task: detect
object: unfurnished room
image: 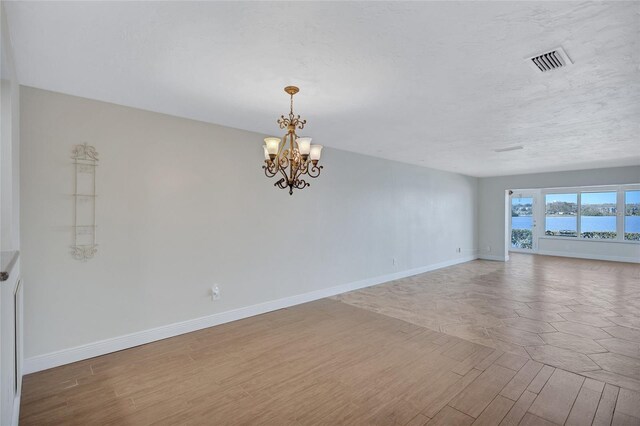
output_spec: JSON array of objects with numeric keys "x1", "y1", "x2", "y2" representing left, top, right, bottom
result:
[{"x1": 0, "y1": 1, "x2": 639, "y2": 425}]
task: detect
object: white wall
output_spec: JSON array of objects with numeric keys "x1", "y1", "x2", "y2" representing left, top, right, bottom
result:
[
  {"x1": 478, "y1": 166, "x2": 640, "y2": 262},
  {"x1": 20, "y1": 87, "x2": 478, "y2": 367}
]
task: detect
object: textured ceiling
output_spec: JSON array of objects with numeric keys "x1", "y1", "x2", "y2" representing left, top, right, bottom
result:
[{"x1": 5, "y1": 1, "x2": 640, "y2": 177}]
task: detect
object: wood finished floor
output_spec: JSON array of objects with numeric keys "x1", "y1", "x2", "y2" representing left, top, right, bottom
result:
[
  {"x1": 20, "y1": 254, "x2": 640, "y2": 425},
  {"x1": 336, "y1": 253, "x2": 640, "y2": 393}
]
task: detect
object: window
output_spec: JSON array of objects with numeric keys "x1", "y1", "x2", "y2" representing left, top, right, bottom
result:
[
  {"x1": 626, "y1": 190, "x2": 640, "y2": 241},
  {"x1": 545, "y1": 193, "x2": 577, "y2": 237},
  {"x1": 580, "y1": 192, "x2": 617, "y2": 239},
  {"x1": 540, "y1": 186, "x2": 639, "y2": 243}
]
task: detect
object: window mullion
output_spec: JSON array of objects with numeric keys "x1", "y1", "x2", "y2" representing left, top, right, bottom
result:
[
  {"x1": 617, "y1": 189, "x2": 624, "y2": 241},
  {"x1": 577, "y1": 192, "x2": 581, "y2": 238}
]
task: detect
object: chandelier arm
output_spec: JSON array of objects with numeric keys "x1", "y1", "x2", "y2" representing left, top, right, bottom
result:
[
  {"x1": 271, "y1": 162, "x2": 281, "y2": 176},
  {"x1": 277, "y1": 116, "x2": 290, "y2": 130},
  {"x1": 263, "y1": 163, "x2": 277, "y2": 178},
  {"x1": 292, "y1": 164, "x2": 301, "y2": 183},
  {"x1": 274, "y1": 178, "x2": 287, "y2": 189},
  {"x1": 308, "y1": 164, "x2": 323, "y2": 178},
  {"x1": 294, "y1": 179, "x2": 310, "y2": 190},
  {"x1": 277, "y1": 162, "x2": 289, "y2": 184},
  {"x1": 295, "y1": 157, "x2": 305, "y2": 181}
]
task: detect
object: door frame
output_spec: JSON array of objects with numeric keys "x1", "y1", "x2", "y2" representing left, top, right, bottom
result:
[{"x1": 509, "y1": 190, "x2": 539, "y2": 253}]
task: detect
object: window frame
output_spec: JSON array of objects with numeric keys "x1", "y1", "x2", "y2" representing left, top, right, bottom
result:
[
  {"x1": 543, "y1": 192, "x2": 578, "y2": 238},
  {"x1": 578, "y1": 190, "x2": 618, "y2": 240},
  {"x1": 510, "y1": 193, "x2": 536, "y2": 251},
  {"x1": 541, "y1": 184, "x2": 640, "y2": 244},
  {"x1": 624, "y1": 188, "x2": 640, "y2": 242}
]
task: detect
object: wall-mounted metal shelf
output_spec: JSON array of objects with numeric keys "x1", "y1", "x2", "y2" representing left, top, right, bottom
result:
[{"x1": 71, "y1": 143, "x2": 99, "y2": 261}]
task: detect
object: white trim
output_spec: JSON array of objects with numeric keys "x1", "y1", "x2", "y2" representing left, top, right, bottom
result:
[
  {"x1": 538, "y1": 236, "x2": 639, "y2": 245},
  {"x1": 513, "y1": 183, "x2": 640, "y2": 193},
  {"x1": 537, "y1": 250, "x2": 639, "y2": 264},
  {"x1": 11, "y1": 393, "x2": 20, "y2": 426},
  {"x1": 5, "y1": 268, "x2": 22, "y2": 426},
  {"x1": 479, "y1": 254, "x2": 508, "y2": 261},
  {"x1": 510, "y1": 248, "x2": 534, "y2": 253},
  {"x1": 23, "y1": 255, "x2": 477, "y2": 374},
  {"x1": 508, "y1": 190, "x2": 539, "y2": 253}
]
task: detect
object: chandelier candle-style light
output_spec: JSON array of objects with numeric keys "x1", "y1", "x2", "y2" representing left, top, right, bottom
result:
[{"x1": 262, "y1": 86, "x2": 323, "y2": 195}]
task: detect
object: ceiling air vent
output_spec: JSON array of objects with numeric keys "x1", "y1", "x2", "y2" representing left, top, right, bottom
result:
[
  {"x1": 494, "y1": 146, "x2": 523, "y2": 153},
  {"x1": 526, "y1": 47, "x2": 572, "y2": 73}
]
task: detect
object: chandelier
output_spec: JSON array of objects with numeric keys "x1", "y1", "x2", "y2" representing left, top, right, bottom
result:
[{"x1": 262, "y1": 86, "x2": 323, "y2": 195}]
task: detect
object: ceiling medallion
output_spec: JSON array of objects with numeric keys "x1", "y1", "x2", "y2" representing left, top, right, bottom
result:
[{"x1": 262, "y1": 86, "x2": 323, "y2": 195}]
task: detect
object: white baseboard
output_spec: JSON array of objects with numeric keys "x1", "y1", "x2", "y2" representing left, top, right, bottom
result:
[
  {"x1": 23, "y1": 255, "x2": 478, "y2": 374},
  {"x1": 478, "y1": 254, "x2": 508, "y2": 261},
  {"x1": 537, "y1": 250, "x2": 639, "y2": 264}
]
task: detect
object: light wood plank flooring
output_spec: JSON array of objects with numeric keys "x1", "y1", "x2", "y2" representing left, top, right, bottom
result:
[{"x1": 20, "y1": 254, "x2": 640, "y2": 425}]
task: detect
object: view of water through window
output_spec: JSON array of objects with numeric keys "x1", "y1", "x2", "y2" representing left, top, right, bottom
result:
[
  {"x1": 580, "y1": 192, "x2": 617, "y2": 239},
  {"x1": 545, "y1": 193, "x2": 577, "y2": 237},
  {"x1": 511, "y1": 197, "x2": 533, "y2": 249},
  {"x1": 625, "y1": 190, "x2": 640, "y2": 241},
  {"x1": 511, "y1": 188, "x2": 640, "y2": 249}
]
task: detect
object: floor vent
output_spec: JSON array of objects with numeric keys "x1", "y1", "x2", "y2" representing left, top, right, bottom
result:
[{"x1": 527, "y1": 47, "x2": 572, "y2": 73}]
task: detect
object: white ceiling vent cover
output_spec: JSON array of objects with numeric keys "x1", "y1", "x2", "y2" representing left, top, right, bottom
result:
[{"x1": 526, "y1": 47, "x2": 572, "y2": 73}]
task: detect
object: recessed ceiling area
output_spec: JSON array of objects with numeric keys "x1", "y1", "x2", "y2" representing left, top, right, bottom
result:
[{"x1": 5, "y1": 1, "x2": 639, "y2": 177}]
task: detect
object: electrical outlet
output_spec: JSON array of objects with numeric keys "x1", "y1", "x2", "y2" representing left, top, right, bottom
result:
[
  {"x1": 486, "y1": 246, "x2": 491, "y2": 252},
  {"x1": 456, "y1": 247, "x2": 461, "y2": 253},
  {"x1": 392, "y1": 258, "x2": 396, "y2": 266},
  {"x1": 210, "y1": 285, "x2": 221, "y2": 301}
]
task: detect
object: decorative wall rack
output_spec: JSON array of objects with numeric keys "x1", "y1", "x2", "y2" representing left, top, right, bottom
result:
[{"x1": 71, "y1": 143, "x2": 99, "y2": 261}]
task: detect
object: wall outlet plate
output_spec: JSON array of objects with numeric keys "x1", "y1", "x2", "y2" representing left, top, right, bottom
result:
[{"x1": 211, "y1": 285, "x2": 221, "y2": 301}]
